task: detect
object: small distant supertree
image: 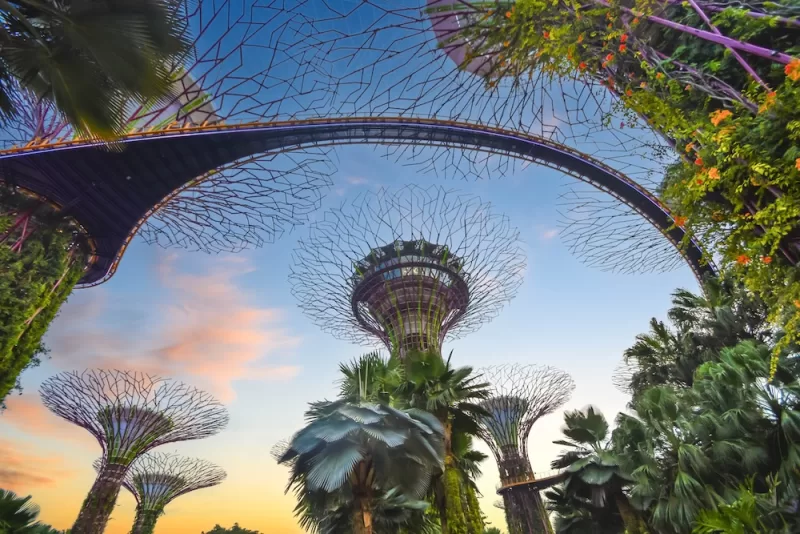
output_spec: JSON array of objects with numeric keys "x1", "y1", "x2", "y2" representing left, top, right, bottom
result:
[
  {"x1": 94, "y1": 452, "x2": 226, "y2": 534},
  {"x1": 477, "y1": 364, "x2": 575, "y2": 534},
  {"x1": 40, "y1": 370, "x2": 228, "y2": 534},
  {"x1": 290, "y1": 184, "x2": 525, "y2": 358}
]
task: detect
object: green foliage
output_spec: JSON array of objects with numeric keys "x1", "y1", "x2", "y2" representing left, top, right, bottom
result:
[
  {"x1": 444, "y1": 467, "x2": 468, "y2": 534},
  {"x1": 201, "y1": 524, "x2": 261, "y2": 534},
  {"x1": 448, "y1": 0, "x2": 800, "y2": 374},
  {"x1": 0, "y1": 0, "x2": 191, "y2": 139},
  {"x1": 276, "y1": 397, "x2": 444, "y2": 534},
  {"x1": 483, "y1": 528, "x2": 503, "y2": 534},
  {"x1": 0, "y1": 189, "x2": 86, "y2": 405},
  {"x1": 0, "y1": 489, "x2": 65, "y2": 534}
]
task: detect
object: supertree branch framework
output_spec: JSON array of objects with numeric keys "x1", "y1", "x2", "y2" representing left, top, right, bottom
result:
[
  {"x1": 39, "y1": 370, "x2": 228, "y2": 534},
  {"x1": 1, "y1": 0, "x2": 337, "y2": 256},
  {"x1": 477, "y1": 364, "x2": 575, "y2": 534},
  {"x1": 290, "y1": 184, "x2": 525, "y2": 356},
  {"x1": 285, "y1": 0, "x2": 693, "y2": 276},
  {"x1": 96, "y1": 452, "x2": 226, "y2": 534}
]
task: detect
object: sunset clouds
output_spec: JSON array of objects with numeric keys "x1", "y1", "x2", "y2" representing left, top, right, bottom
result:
[
  {"x1": 42, "y1": 252, "x2": 301, "y2": 402},
  {"x1": 0, "y1": 438, "x2": 75, "y2": 489}
]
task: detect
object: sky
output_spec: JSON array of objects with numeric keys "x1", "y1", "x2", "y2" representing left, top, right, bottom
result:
[
  {"x1": 0, "y1": 143, "x2": 699, "y2": 533},
  {"x1": 0, "y1": 1, "x2": 701, "y2": 532}
]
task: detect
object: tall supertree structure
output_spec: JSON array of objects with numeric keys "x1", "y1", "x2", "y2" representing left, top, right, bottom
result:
[
  {"x1": 477, "y1": 364, "x2": 575, "y2": 534},
  {"x1": 94, "y1": 452, "x2": 226, "y2": 534},
  {"x1": 290, "y1": 184, "x2": 525, "y2": 357},
  {"x1": 39, "y1": 370, "x2": 229, "y2": 534}
]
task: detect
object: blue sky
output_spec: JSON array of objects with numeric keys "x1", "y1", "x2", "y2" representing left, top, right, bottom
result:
[
  {"x1": 0, "y1": 0, "x2": 701, "y2": 531},
  {"x1": 1, "y1": 143, "x2": 699, "y2": 533}
]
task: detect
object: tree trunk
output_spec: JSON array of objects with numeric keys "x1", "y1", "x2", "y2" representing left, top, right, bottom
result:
[
  {"x1": 71, "y1": 463, "x2": 129, "y2": 534},
  {"x1": 352, "y1": 496, "x2": 373, "y2": 534},
  {"x1": 614, "y1": 493, "x2": 646, "y2": 534},
  {"x1": 131, "y1": 507, "x2": 161, "y2": 534}
]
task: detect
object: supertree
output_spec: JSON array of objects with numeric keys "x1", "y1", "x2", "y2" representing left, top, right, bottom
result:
[
  {"x1": 476, "y1": 364, "x2": 575, "y2": 534},
  {"x1": 290, "y1": 184, "x2": 525, "y2": 357},
  {"x1": 93, "y1": 452, "x2": 226, "y2": 534},
  {"x1": 285, "y1": 0, "x2": 713, "y2": 278},
  {"x1": 417, "y1": 0, "x2": 800, "y2": 359},
  {"x1": 39, "y1": 370, "x2": 229, "y2": 534},
  {"x1": 0, "y1": 0, "x2": 336, "y2": 403}
]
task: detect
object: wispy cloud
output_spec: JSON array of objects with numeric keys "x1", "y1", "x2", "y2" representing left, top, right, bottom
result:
[
  {"x1": 540, "y1": 228, "x2": 559, "y2": 240},
  {"x1": 345, "y1": 176, "x2": 368, "y2": 185},
  {"x1": 0, "y1": 438, "x2": 75, "y2": 489},
  {"x1": 1, "y1": 394, "x2": 90, "y2": 444},
  {"x1": 43, "y1": 253, "x2": 301, "y2": 403}
]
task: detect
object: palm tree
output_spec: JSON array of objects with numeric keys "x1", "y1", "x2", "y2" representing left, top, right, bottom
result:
[
  {"x1": 393, "y1": 350, "x2": 490, "y2": 534},
  {"x1": 550, "y1": 407, "x2": 644, "y2": 534},
  {"x1": 276, "y1": 399, "x2": 445, "y2": 534},
  {"x1": 337, "y1": 350, "x2": 490, "y2": 533},
  {"x1": 544, "y1": 485, "x2": 623, "y2": 534},
  {"x1": 0, "y1": 489, "x2": 43, "y2": 533},
  {"x1": 0, "y1": 0, "x2": 190, "y2": 139}
]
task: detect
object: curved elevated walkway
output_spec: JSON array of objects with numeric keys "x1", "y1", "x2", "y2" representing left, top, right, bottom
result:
[{"x1": 0, "y1": 117, "x2": 713, "y2": 286}]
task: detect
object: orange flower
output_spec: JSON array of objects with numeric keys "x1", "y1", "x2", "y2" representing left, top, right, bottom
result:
[
  {"x1": 619, "y1": 44, "x2": 627, "y2": 52},
  {"x1": 696, "y1": 179, "x2": 704, "y2": 185},
  {"x1": 601, "y1": 61, "x2": 608, "y2": 68},
  {"x1": 736, "y1": 254, "x2": 751, "y2": 265},
  {"x1": 579, "y1": 61, "x2": 588, "y2": 71},
  {"x1": 796, "y1": 158, "x2": 800, "y2": 171},
  {"x1": 785, "y1": 58, "x2": 800, "y2": 82},
  {"x1": 504, "y1": 41, "x2": 510, "y2": 47},
  {"x1": 640, "y1": 81, "x2": 647, "y2": 88},
  {"x1": 759, "y1": 91, "x2": 777, "y2": 113},
  {"x1": 794, "y1": 299, "x2": 800, "y2": 308},
  {"x1": 578, "y1": 34, "x2": 584, "y2": 43},
  {"x1": 633, "y1": 17, "x2": 640, "y2": 24},
  {"x1": 710, "y1": 109, "x2": 733, "y2": 126},
  {"x1": 543, "y1": 30, "x2": 550, "y2": 39},
  {"x1": 695, "y1": 157, "x2": 703, "y2": 166},
  {"x1": 708, "y1": 167, "x2": 720, "y2": 180},
  {"x1": 674, "y1": 215, "x2": 687, "y2": 227},
  {"x1": 685, "y1": 143, "x2": 694, "y2": 153},
  {"x1": 620, "y1": 34, "x2": 628, "y2": 43},
  {"x1": 626, "y1": 89, "x2": 633, "y2": 96},
  {"x1": 606, "y1": 53, "x2": 614, "y2": 62},
  {"x1": 762, "y1": 256, "x2": 773, "y2": 264},
  {"x1": 505, "y1": 10, "x2": 512, "y2": 18},
  {"x1": 685, "y1": 84, "x2": 691, "y2": 91}
]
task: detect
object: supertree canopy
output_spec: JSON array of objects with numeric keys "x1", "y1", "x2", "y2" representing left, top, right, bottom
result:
[
  {"x1": 95, "y1": 452, "x2": 226, "y2": 534},
  {"x1": 476, "y1": 364, "x2": 575, "y2": 534},
  {"x1": 39, "y1": 370, "x2": 228, "y2": 534},
  {"x1": 290, "y1": 184, "x2": 525, "y2": 356}
]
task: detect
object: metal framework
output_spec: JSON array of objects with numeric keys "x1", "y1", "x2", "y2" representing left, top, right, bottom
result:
[
  {"x1": 0, "y1": 117, "x2": 713, "y2": 287},
  {"x1": 0, "y1": 0, "x2": 710, "y2": 286},
  {"x1": 476, "y1": 364, "x2": 575, "y2": 534},
  {"x1": 1, "y1": 0, "x2": 335, "y2": 262},
  {"x1": 286, "y1": 0, "x2": 693, "y2": 276},
  {"x1": 290, "y1": 184, "x2": 525, "y2": 355},
  {"x1": 40, "y1": 370, "x2": 229, "y2": 463},
  {"x1": 39, "y1": 370, "x2": 228, "y2": 534},
  {"x1": 101, "y1": 452, "x2": 226, "y2": 534}
]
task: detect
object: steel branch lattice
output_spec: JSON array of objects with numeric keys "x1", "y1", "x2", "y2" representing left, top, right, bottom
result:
[
  {"x1": 39, "y1": 370, "x2": 229, "y2": 464},
  {"x1": 116, "y1": 452, "x2": 226, "y2": 511},
  {"x1": 476, "y1": 364, "x2": 575, "y2": 478},
  {"x1": 290, "y1": 184, "x2": 525, "y2": 352}
]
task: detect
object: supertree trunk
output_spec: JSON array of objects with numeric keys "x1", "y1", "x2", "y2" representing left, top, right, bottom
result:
[
  {"x1": 502, "y1": 486, "x2": 552, "y2": 534},
  {"x1": 131, "y1": 508, "x2": 161, "y2": 534},
  {"x1": 72, "y1": 463, "x2": 129, "y2": 534}
]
